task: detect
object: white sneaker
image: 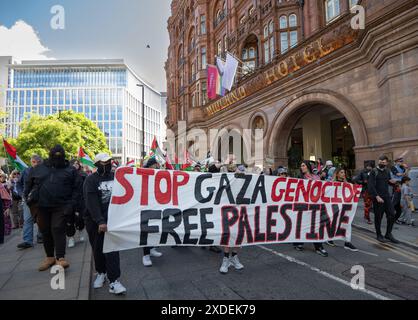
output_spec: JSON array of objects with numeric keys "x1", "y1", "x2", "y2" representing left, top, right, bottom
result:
[
  {"x1": 230, "y1": 255, "x2": 244, "y2": 270},
  {"x1": 109, "y1": 280, "x2": 127, "y2": 295},
  {"x1": 150, "y1": 248, "x2": 162, "y2": 258},
  {"x1": 142, "y1": 255, "x2": 152, "y2": 267},
  {"x1": 93, "y1": 273, "x2": 107, "y2": 289},
  {"x1": 219, "y1": 257, "x2": 231, "y2": 274},
  {"x1": 68, "y1": 237, "x2": 75, "y2": 248},
  {"x1": 78, "y1": 231, "x2": 85, "y2": 243}
]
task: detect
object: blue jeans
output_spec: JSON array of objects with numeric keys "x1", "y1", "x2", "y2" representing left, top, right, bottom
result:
[{"x1": 22, "y1": 202, "x2": 34, "y2": 245}]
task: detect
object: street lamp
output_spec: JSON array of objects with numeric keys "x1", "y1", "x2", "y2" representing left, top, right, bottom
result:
[{"x1": 136, "y1": 84, "x2": 146, "y2": 158}]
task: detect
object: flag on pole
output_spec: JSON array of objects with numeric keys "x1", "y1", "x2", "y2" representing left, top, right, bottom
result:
[
  {"x1": 3, "y1": 139, "x2": 28, "y2": 172},
  {"x1": 78, "y1": 147, "x2": 96, "y2": 168},
  {"x1": 222, "y1": 53, "x2": 239, "y2": 91},
  {"x1": 207, "y1": 64, "x2": 218, "y2": 100},
  {"x1": 150, "y1": 136, "x2": 166, "y2": 165}
]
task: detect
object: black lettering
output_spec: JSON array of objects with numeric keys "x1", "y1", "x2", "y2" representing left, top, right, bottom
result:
[
  {"x1": 236, "y1": 175, "x2": 252, "y2": 205},
  {"x1": 221, "y1": 206, "x2": 239, "y2": 245},
  {"x1": 336, "y1": 204, "x2": 352, "y2": 237},
  {"x1": 236, "y1": 206, "x2": 254, "y2": 245},
  {"x1": 199, "y1": 208, "x2": 214, "y2": 245},
  {"x1": 195, "y1": 174, "x2": 215, "y2": 203},
  {"x1": 182, "y1": 209, "x2": 199, "y2": 245},
  {"x1": 293, "y1": 203, "x2": 309, "y2": 239},
  {"x1": 251, "y1": 175, "x2": 267, "y2": 204},
  {"x1": 160, "y1": 209, "x2": 182, "y2": 245},
  {"x1": 306, "y1": 204, "x2": 320, "y2": 240},
  {"x1": 319, "y1": 204, "x2": 339, "y2": 239},
  {"x1": 278, "y1": 204, "x2": 292, "y2": 241},
  {"x1": 267, "y1": 206, "x2": 278, "y2": 241},
  {"x1": 140, "y1": 210, "x2": 161, "y2": 246},
  {"x1": 254, "y1": 206, "x2": 266, "y2": 242},
  {"x1": 215, "y1": 174, "x2": 235, "y2": 205}
]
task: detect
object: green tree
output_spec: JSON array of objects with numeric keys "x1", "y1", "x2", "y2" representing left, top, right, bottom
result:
[{"x1": 3, "y1": 111, "x2": 110, "y2": 163}]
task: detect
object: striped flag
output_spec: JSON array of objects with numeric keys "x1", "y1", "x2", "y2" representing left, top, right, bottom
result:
[
  {"x1": 3, "y1": 139, "x2": 28, "y2": 172},
  {"x1": 78, "y1": 147, "x2": 96, "y2": 168},
  {"x1": 150, "y1": 136, "x2": 166, "y2": 165}
]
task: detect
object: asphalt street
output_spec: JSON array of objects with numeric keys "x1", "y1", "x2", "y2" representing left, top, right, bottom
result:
[{"x1": 91, "y1": 228, "x2": 418, "y2": 300}]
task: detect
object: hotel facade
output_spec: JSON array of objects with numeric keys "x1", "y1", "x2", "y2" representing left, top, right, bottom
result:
[
  {"x1": 165, "y1": 0, "x2": 418, "y2": 171},
  {"x1": 0, "y1": 58, "x2": 163, "y2": 163}
]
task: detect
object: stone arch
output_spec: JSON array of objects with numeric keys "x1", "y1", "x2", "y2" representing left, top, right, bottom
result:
[{"x1": 267, "y1": 89, "x2": 368, "y2": 167}]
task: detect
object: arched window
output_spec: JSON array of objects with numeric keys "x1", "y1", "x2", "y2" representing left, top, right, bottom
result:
[
  {"x1": 325, "y1": 0, "x2": 340, "y2": 23},
  {"x1": 242, "y1": 34, "x2": 258, "y2": 75},
  {"x1": 279, "y1": 15, "x2": 287, "y2": 29},
  {"x1": 289, "y1": 14, "x2": 297, "y2": 27},
  {"x1": 263, "y1": 20, "x2": 275, "y2": 63}
]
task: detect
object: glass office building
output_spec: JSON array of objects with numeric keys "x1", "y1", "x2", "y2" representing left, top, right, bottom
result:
[{"x1": 2, "y1": 58, "x2": 163, "y2": 162}]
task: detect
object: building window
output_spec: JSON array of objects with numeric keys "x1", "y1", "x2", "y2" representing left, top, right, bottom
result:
[
  {"x1": 200, "y1": 15, "x2": 206, "y2": 34},
  {"x1": 242, "y1": 47, "x2": 256, "y2": 74},
  {"x1": 201, "y1": 81, "x2": 207, "y2": 105},
  {"x1": 279, "y1": 15, "x2": 287, "y2": 29},
  {"x1": 280, "y1": 33, "x2": 289, "y2": 54},
  {"x1": 350, "y1": 0, "x2": 358, "y2": 8},
  {"x1": 201, "y1": 47, "x2": 207, "y2": 69},
  {"x1": 263, "y1": 20, "x2": 275, "y2": 63},
  {"x1": 289, "y1": 14, "x2": 297, "y2": 27},
  {"x1": 325, "y1": 0, "x2": 340, "y2": 23}
]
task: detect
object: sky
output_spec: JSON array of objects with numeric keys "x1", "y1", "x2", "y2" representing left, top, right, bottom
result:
[{"x1": 0, "y1": 0, "x2": 171, "y2": 92}]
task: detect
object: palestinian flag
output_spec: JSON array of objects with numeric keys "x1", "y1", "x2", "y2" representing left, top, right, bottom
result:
[
  {"x1": 150, "y1": 136, "x2": 166, "y2": 165},
  {"x1": 78, "y1": 147, "x2": 95, "y2": 168},
  {"x1": 3, "y1": 139, "x2": 28, "y2": 172},
  {"x1": 181, "y1": 150, "x2": 197, "y2": 171}
]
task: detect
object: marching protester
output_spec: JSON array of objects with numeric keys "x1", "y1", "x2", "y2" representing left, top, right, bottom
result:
[
  {"x1": 67, "y1": 159, "x2": 87, "y2": 248},
  {"x1": 277, "y1": 167, "x2": 288, "y2": 178},
  {"x1": 326, "y1": 168, "x2": 358, "y2": 251},
  {"x1": 320, "y1": 160, "x2": 336, "y2": 181},
  {"x1": 25, "y1": 145, "x2": 82, "y2": 271},
  {"x1": 141, "y1": 157, "x2": 163, "y2": 267},
  {"x1": 16, "y1": 155, "x2": 43, "y2": 249},
  {"x1": 398, "y1": 176, "x2": 414, "y2": 226},
  {"x1": 391, "y1": 158, "x2": 409, "y2": 222},
  {"x1": 0, "y1": 176, "x2": 12, "y2": 239},
  {"x1": 368, "y1": 155, "x2": 399, "y2": 243},
  {"x1": 293, "y1": 161, "x2": 328, "y2": 257},
  {"x1": 219, "y1": 161, "x2": 245, "y2": 274},
  {"x1": 9, "y1": 170, "x2": 23, "y2": 229},
  {"x1": 355, "y1": 162, "x2": 374, "y2": 224},
  {"x1": 84, "y1": 153, "x2": 127, "y2": 295}
]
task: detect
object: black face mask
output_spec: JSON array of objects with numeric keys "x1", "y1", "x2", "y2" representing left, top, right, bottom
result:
[
  {"x1": 97, "y1": 163, "x2": 112, "y2": 175},
  {"x1": 378, "y1": 164, "x2": 386, "y2": 169}
]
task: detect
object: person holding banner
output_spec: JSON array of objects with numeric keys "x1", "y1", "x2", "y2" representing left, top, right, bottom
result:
[
  {"x1": 293, "y1": 161, "x2": 329, "y2": 257},
  {"x1": 84, "y1": 153, "x2": 127, "y2": 295},
  {"x1": 326, "y1": 168, "x2": 358, "y2": 251},
  {"x1": 142, "y1": 157, "x2": 163, "y2": 267}
]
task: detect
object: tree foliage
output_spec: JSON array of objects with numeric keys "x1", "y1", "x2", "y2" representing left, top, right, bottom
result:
[{"x1": 2, "y1": 110, "x2": 110, "y2": 163}]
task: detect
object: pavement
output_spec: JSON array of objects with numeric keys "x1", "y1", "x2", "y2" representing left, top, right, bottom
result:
[
  {"x1": 0, "y1": 226, "x2": 91, "y2": 300},
  {"x1": 1, "y1": 200, "x2": 417, "y2": 300}
]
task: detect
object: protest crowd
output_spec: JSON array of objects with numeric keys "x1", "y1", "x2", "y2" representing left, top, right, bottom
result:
[{"x1": 0, "y1": 138, "x2": 415, "y2": 296}]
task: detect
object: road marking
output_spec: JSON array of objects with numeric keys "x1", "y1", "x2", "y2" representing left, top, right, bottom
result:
[
  {"x1": 258, "y1": 245, "x2": 391, "y2": 301},
  {"x1": 358, "y1": 250, "x2": 379, "y2": 257},
  {"x1": 387, "y1": 258, "x2": 418, "y2": 270}
]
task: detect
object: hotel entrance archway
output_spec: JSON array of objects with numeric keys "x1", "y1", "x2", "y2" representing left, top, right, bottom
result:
[{"x1": 268, "y1": 91, "x2": 368, "y2": 173}]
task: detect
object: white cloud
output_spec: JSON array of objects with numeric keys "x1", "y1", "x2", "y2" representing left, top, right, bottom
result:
[{"x1": 0, "y1": 20, "x2": 54, "y2": 61}]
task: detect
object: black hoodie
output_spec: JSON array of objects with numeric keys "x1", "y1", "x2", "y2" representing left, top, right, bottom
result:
[{"x1": 25, "y1": 160, "x2": 82, "y2": 208}]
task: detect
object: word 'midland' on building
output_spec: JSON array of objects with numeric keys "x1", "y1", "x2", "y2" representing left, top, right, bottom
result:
[
  {"x1": 0, "y1": 57, "x2": 164, "y2": 163},
  {"x1": 165, "y1": 0, "x2": 418, "y2": 170}
]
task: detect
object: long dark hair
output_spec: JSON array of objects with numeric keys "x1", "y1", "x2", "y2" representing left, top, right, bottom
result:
[
  {"x1": 300, "y1": 160, "x2": 313, "y2": 177},
  {"x1": 49, "y1": 145, "x2": 67, "y2": 169}
]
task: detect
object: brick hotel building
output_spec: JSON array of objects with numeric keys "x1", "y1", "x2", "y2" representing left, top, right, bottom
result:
[{"x1": 165, "y1": 0, "x2": 418, "y2": 171}]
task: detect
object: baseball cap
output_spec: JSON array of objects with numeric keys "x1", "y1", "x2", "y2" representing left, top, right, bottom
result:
[
  {"x1": 278, "y1": 167, "x2": 288, "y2": 175},
  {"x1": 94, "y1": 153, "x2": 112, "y2": 164}
]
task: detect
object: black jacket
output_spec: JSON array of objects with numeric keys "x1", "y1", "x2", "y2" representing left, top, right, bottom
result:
[
  {"x1": 367, "y1": 168, "x2": 391, "y2": 199},
  {"x1": 25, "y1": 160, "x2": 82, "y2": 208}
]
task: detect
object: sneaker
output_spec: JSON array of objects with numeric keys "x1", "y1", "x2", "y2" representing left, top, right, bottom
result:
[
  {"x1": 385, "y1": 234, "x2": 400, "y2": 244},
  {"x1": 17, "y1": 242, "x2": 33, "y2": 249},
  {"x1": 294, "y1": 244, "x2": 304, "y2": 251},
  {"x1": 230, "y1": 255, "x2": 244, "y2": 270},
  {"x1": 38, "y1": 257, "x2": 56, "y2": 271},
  {"x1": 316, "y1": 247, "x2": 328, "y2": 257},
  {"x1": 56, "y1": 258, "x2": 70, "y2": 269},
  {"x1": 219, "y1": 257, "x2": 231, "y2": 274},
  {"x1": 326, "y1": 241, "x2": 336, "y2": 247},
  {"x1": 344, "y1": 242, "x2": 359, "y2": 252},
  {"x1": 93, "y1": 273, "x2": 107, "y2": 289},
  {"x1": 109, "y1": 280, "x2": 127, "y2": 295},
  {"x1": 68, "y1": 237, "x2": 75, "y2": 248},
  {"x1": 142, "y1": 255, "x2": 152, "y2": 267},
  {"x1": 377, "y1": 235, "x2": 387, "y2": 243},
  {"x1": 150, "y1": 248, "x2": 162, "y2": 258}
]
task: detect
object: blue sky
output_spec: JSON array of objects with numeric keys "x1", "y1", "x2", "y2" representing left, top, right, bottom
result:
[{"x1": 0, "y1": 0, "x2": 171, "y2": 91}]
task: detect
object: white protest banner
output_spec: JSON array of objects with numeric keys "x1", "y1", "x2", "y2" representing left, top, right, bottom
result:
[{"x1": 103, "y1": 168, "x2": 362, "y2": 253}]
